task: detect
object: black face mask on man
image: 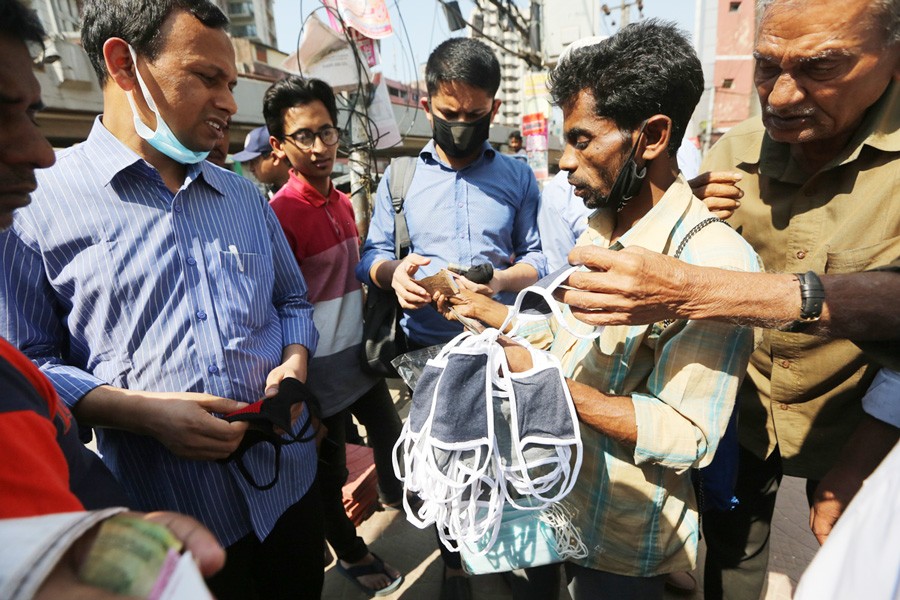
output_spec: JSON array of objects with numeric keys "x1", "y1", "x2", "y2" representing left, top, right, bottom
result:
[
  {"x1": 431, "y1": 111, "x2": 492, "y2": 158},
  {"x1": 590, "y1": 120, "x2": 649, "y2": 212}
]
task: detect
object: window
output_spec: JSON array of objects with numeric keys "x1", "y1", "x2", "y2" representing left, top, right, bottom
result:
[
  {"x1": 232, "y1": 24, "x2": 258, "y2": 38},
  {"x1": 729, "y1": 2, "x2": 741, "y2": 12},
  {"x1": 722, "y1": 78, "x2": 734, "y2": 89}
]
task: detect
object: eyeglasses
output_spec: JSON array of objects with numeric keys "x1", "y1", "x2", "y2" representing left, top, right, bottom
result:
[{"x1": 284, "y1": 126, "x2": 341, "y2": 150}]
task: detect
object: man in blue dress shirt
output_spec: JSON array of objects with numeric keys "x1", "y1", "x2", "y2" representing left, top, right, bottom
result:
[
  {"x1": 356, "y1": 37, "x2": 547, "y2": 600},
  {"x1": 0, "y1": 1, "x2": 324, "y2": 597},
  {"x1": 357, "y1": 38, "x2": 547, "y2": 349}
]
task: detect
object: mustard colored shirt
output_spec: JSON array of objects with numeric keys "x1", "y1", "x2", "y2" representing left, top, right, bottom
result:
[{"x1": 702, "y1": 82, "x2": 900, "y2": 479}]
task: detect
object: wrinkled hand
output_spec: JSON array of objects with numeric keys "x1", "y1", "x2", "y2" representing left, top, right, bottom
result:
[
  {"x1": 147, "y1": 392, "x2": 250, "y2": 461},
  {"x1": 392, "y1": 253, "x2": 432, "y2": 309},
  {"x1": 558, "y1": 245, "x2": 692, "y2": 326},
  {"x1": 689, "y1": 171, "x2": 743, "y2": 219},
  {"x1": 37, "y1": 511, "x2": 225, "y2": 600}
]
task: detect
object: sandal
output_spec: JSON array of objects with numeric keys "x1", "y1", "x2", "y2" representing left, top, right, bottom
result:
[{"x1": 335, "y1": 553, "x2": 403, "y2": 597}]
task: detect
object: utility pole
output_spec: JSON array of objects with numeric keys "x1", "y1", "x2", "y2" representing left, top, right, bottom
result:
[
  {"x1": 703, "y1": 84, "x2": 716, "y2": 155},
  {"x1": 600, "y1": 0, "x2": 643, "y2": 28},
  {"x1": 348, "y1": 92, "x2": 373, "y2": 243}
]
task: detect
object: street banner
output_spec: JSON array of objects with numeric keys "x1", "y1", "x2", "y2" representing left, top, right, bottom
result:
[{"x1": 323, "y1": 0, "x2": 394, "y2": 39}]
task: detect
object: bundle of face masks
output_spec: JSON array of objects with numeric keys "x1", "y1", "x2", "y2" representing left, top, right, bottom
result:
[{"x1": 391, "y1": 266, "x2": 606, "y2": 571}]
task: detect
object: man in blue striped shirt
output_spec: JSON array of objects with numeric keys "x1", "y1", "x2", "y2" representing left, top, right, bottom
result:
[{"x1": 0, "y1": 1, "x2": 324, "y2": 597}]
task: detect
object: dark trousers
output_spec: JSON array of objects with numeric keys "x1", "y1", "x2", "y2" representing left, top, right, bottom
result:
[
  {"x1": 565, "y1": 563, "x2": 665, "y2": 600},
  {"x1": 207, "y1": 480, "x2": 325, "y2": 600},
  {"x1": 505, "y1": 564, "x2": 562, "y2": 600},
  {"x1": 319, "y1": 380, "x2": 404, "y2": 562},
  {"x1": 703, "y1": 444, "x2": 818, "y2": 600},
  {"x1": 352, "y1": 380, "x2": 404, "y2": 504}
]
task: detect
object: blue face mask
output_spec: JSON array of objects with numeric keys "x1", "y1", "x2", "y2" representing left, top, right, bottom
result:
[{"x1": 126, "y1": 46, "x2": 210, "y2": 164}]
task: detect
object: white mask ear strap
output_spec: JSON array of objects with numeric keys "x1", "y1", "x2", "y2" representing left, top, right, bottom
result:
[
  {"x1": 125, "y1": 45, "x2": 162, "y2": 143},
  {"x1": 127, "y1": 45, "x2": 158, "y2": 112},
  {"x1": 501, "y1": 265, "x2": 603, "y2": 340}
]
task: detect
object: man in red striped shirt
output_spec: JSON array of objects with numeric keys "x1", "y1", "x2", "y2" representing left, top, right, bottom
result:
[{"x1": 265, "y1": 75, "x2": 405, "y2": 596}]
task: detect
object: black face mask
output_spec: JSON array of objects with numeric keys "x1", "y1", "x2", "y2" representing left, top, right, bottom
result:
[
  {"x1": 592, "y1": 121, "x2": 649, "y2": 212},
  {"x1": 221, "y1": 377, "x2": 321, "y2": 491},
  {"x1": 431, "y1": 111, "x2": 492, "y2": 158}
]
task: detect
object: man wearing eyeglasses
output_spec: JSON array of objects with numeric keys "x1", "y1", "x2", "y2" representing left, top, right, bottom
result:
[{"x1": 264, "y1": 75, "x2": 406, "y2": 597}]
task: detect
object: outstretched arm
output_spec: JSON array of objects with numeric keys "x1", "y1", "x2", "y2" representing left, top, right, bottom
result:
[{"x1": 559, "y1": 245, "x2": 900, "y2": 340}]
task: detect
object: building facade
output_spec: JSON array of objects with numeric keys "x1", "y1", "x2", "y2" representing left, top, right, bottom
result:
[
  {"x1": 694, "y1": 0, "x2": 758, "y2": 149},
  {"x1": 468, "y1": 1, "x2": 528, "y2": 129},
  {"x1": 214, "y1": 0, "x2": 277, "y2": 47}
]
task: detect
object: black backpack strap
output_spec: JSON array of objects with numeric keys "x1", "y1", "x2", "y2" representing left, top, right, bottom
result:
[{"x1": 388, "y1": 156, "x2": 417, "y2": 259}]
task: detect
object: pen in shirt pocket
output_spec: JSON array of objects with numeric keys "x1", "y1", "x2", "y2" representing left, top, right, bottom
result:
[{"x1": 228, "y1": 244, "x2": 244, "y2": 272}]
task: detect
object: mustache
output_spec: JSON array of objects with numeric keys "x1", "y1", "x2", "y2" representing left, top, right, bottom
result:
[
  {"x1": 567, "y1": 176, "x2": 586, "y2": 189},
  {"x1": 764, "y1": 106, "x2": 816, "y2": 119}
]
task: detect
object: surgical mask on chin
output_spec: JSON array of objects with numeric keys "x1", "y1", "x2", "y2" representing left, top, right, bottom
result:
[
  {"x1": 125, "y1": 46, "x2": 210, "y2": 165},
  {"x1": 431, "y1": 111, "x2": 492, "y2": 159},
  {"x1": 595, "y1": 120, "x2": 649, "y2": 212}
]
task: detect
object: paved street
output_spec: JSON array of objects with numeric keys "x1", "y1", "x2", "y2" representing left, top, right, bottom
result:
[{"x1": 323, "y1": 381, "x2": 821, "y2": 600}]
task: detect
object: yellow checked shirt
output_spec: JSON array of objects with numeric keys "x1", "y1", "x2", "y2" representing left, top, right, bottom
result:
[
  {"x1": 520, "y1": 176, "x2": 760, "y2": 576},
  {"x1": 702, "y1": 83, "x2": 900, "y2": 480}
]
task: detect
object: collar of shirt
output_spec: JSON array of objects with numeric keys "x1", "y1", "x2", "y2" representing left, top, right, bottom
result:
[
  {"x1": 735, "y1": 81, "x2": 899, "y2": 181},
  {"x1": 419, "y1": 139, "x2": 496, "y2": 171},
  {"x1": 585, "y1": 175, "x2": 697, "y2": 255},
  {"x1": 83, "y1": 116, "x2": 228, "y2": 197},
  {"x1": 282, "y1": 170, "x2": 336, "y2": 208}
]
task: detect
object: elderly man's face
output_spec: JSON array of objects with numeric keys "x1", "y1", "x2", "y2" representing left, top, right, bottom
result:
[
  {"x1": 753, "y1": 0, "x2": 900, "y2": 151},
  {"x1": 0, "y1": 34, "x2": 56, "y2": 230}
]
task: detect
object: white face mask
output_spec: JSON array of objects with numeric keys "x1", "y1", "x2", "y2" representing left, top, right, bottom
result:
[{"x1": 125, "y1": 45, "x2": 210, "y2": 164}]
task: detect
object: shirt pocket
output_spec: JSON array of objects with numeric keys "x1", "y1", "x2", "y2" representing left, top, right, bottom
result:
[
  {"x1": 213, "y1": 249, "x2": 274, "y2": 337},
  {"x1": 825, "y1": 235, "x2": 900, "y2": 273}
]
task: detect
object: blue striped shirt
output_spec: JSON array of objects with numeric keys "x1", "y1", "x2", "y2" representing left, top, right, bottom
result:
[
  {"x1": 356, "y1": 140, "x2": 547, "y2": 346},
  {"x1": 0, "y1": 117, "x2": 319, "y2": 546}
]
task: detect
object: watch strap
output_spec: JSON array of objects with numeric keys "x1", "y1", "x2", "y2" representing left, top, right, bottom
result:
[{"x1": 783, "y1": 271, "x2": 824, "y2": 332}]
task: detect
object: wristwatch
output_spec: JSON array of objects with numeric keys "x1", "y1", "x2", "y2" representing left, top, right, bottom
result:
[{"x1": 783, "y1": 271, "x2": 824, "y2": 332}]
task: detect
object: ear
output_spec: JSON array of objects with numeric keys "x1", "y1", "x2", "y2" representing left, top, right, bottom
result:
[
  {"x1": 269, "y1": 135, "x2": 288, "y2": 161},
  {"x1": 420, "y1": 96, "x2": 435, "y2": 127},
  {"x1": 490, "y1": 98, "x2": 502, "y2": 122},
  {"x1": 103, "y1": 37, "x2": 137, "y2": 92},
  {"x1": 639, "y1": 115, "x2": 672, "y2": 162}
]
